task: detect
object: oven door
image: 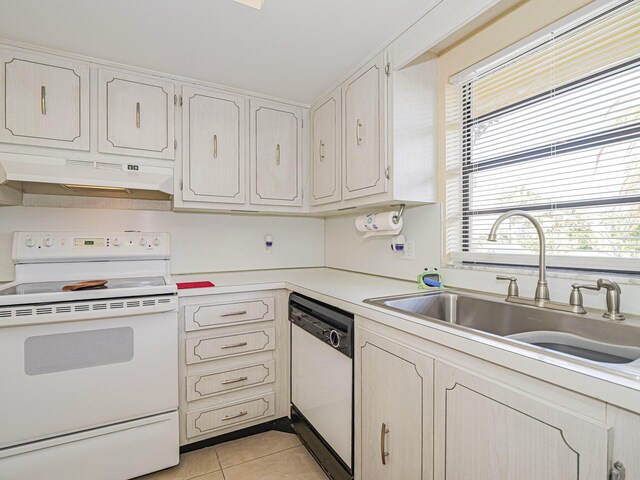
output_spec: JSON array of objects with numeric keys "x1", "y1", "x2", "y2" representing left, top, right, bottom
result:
[{"x1": 0, "y1": 310, "x2": 178, "y2": 449}]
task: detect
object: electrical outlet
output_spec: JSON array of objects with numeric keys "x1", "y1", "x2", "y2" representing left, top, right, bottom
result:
[{"x1": 399, "y1": 240, "x2": 415, "y2": 260}]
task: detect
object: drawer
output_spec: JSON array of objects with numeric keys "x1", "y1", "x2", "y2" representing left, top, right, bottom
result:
[
  {"x1": 186, "y1": 360, "x2": 276, "y2": 402},
  {"x1": 186, "y1": 393, "x2": 275, "y2": 438},
  {"x1": 186, "y1": 328, "x2": 275, "y2": 364},
  {"x1": 185, "y1": 297, "x2": 275, "y2": 331}
]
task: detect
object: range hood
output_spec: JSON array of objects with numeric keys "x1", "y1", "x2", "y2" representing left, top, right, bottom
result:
[{"x1": 0, "y1": 153, "x2": 173, "y2": 200}]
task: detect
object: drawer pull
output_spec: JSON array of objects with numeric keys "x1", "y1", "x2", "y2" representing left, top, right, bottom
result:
[
  {"x1": 213, "y1": 133, "x2": 218, "y2": 158},
  {"x1": 223, "y1": 410, "x2": 248, "y2": 421},
  {"x1": 136, "y1": 102, "x2": 141, "y2": 128},
  {"x1": 356, "y1": 119, "x2": 363, "y2": 146},
  {"x1": 221, "y1": 376, "x2": 249, "y2": 385},
  {"x1": 220, "y1": 310, "x2": 248, "y2": 317},
  {"x1": 276, "y1": 143, "x2": 281, "y2": 165},
  {"x1": 221, "y1": 341, "x2": 248, "y2": 349}
]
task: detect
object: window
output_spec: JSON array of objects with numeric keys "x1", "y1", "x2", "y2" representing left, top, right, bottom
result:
[{"x1": 446, "y1": 0, "x2": 640, "y2": 272}]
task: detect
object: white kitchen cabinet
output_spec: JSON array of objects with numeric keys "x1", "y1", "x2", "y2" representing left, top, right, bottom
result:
[
  {"x1": 356, "y1": 328, "x2": 433, "y2": 480},
  {"x1": 434, "y1": 361, "x2": 609, "y2": 480},
  {"x1": 310, "y1": 88, "x2": 341, "y2": 206},
  {"x1": 250, "y1": 99, "x2": 303, "y2": 207},
  {"x1": 310, "y1": 50, "x2": 438, "y2": 213},
  {"x1": 0, "y1": 49, "x2": 89, "y2": 150},
  {"x1": 181, "y1": 86, "x2": 246, "y2": 204},
  {"x1": 342, "y1": 53, "x2": 387, "y2": 201},
  {"x1": 607, "y1": 405, "x2": 640, "y2": 480},
  {"x1": 98, "y1": 69, "x2": 175, "y2": 160},
  {"x1": 178, "y1": 290, "x2": 290, "y2": 446}
]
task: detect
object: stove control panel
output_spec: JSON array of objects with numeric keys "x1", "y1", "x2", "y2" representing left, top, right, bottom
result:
[{"x1": 13, "y1": 232, "x2": 170, "y2": 263}]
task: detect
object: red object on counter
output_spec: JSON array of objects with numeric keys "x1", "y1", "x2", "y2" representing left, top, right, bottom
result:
[{"x1": 176, "y1": 281, "x2": 215, "y2": 289}]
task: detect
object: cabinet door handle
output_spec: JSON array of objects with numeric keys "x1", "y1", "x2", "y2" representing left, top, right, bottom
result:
[
  {"x1": 220, "y1": 310, "x2": 247, "y2": 317},
  {"x1": 276, "y1": 144, "x2": 281, "y2": 165},
  {"x1": 221, "y1": 376, "x2": 249, "y2": 385},
  {"x1": 222, "y1": 410, "x2": 248, "y2": 421},
  {"x1": 356, "y1": 119, "x2": 363, "y2": 146},
  {"x1": 221, "y1": 341, "x2": 248, "y2": 349},
  {"x1": 40, "y1": 86, "x2": 46, "y2": 115},
  {"x1": 213, "y1": 134, "x2": 218, "y2": 158},
  {"x1": 319, "y1": 140, "x2": 325, "y2": 160},
  {"x1": 380, "y1": 422, "x2": 389, "y2": 465},
  {"x1": 136, "y1": 102, "x2": 141, "y2": 128}
]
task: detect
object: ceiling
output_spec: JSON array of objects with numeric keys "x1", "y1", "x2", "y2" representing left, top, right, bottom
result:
[{"x1": 0, "y1": 0, "x2": 433, "y2": 104}]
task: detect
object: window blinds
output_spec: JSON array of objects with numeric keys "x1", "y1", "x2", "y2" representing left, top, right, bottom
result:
[{"x1": 445, "y1": 0, "x2": 640, "y2": 271}]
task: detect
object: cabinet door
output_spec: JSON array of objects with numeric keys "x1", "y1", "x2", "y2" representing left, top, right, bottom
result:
[
  {"x1": 342, "y1": 52, "x2": 387, "y2": 200},
  {"x1": 250, "y1": 99, "x2": 303, "y2": 207},
  {"x1": 434, "y1": 362, "x2": 608, "y2": 480},
  {"x1": 357, "y1": 328, "x2": 433, "y2": 480},
  {"x1": 311, "y1": 89, "x2": 341, "y2": 205},
  {"x1": 182, "y1": 86, "x2": 245, "y2": 204},
  {"x1": 99, "y1": 69, "x2": 175, "y2": 160},
  {"x1": 0, "y1": 49, "x2": 89, "y2": 150},
  {"x1": 607, "y1": 405, "x2": 640, "y2": 480}
]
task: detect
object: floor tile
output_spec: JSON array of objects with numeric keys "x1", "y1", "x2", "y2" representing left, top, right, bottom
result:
[
  {"x1": 137, "y1": 446, "x2": 221, "y2": 479},
  {"x1": 191, "y1": 472, "x2": 225, "y2": 480},
  {"x1": 215, "y1": 430, "x2": 301, "y2": 469},
  {"x1": 223, "y1": 445, "x2": 328, "y2": 480}
]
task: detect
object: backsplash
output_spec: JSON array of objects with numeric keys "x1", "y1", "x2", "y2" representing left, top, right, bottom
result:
[{"x1": 0, "y1": 206, "x2": 325, "y2": 282}]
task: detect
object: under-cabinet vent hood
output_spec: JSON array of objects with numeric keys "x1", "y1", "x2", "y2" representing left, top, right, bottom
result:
[{"x1": 0, "y1": 153, "x2": 173, "y2": 200}]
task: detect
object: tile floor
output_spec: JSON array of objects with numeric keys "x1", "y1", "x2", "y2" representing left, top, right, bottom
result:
[{"x1": 138, "y1": 430, "x2": 329, "y2": 480}]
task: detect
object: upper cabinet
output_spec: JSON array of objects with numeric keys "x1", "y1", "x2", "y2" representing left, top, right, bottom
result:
[
  {"x1": 310, "y1": 89, "x2": 341, "y2": 206},
  {"x1": 181, "y1": 86, "x2": 246, "y2": 204},
  {"x1": 250, "y1": 99, "x2": 303, "y2": 207},
  {"x1": 0, "y1": 49, "x2": 89, "y2": 150},
  {"x1": 98, "y1": 69, "x2": 175, "y2": 160},
  {"x1": 343, "y1": 53, "x2": 387, "y2": 201},
  {"x1": 310, "y1": 50, "x2": 438, "y2": 212}
]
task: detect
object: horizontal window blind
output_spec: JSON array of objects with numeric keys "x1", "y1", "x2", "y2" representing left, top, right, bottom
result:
[{"x1": 446, "y1": 0, "x2": 640, "y2": 271}]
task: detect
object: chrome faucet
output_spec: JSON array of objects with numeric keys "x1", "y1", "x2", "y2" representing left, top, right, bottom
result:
[
  {"x1": 488, "y1": 210, "x2": 549, "y2": 305},
  {"x1": 488, "y1": 210, "x2": 626, "y2": 320}
]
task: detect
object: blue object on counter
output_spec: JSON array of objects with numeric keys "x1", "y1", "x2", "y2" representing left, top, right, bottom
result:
[{"x1": 422, "y1": 278, "x2": 441, "y2": 288}]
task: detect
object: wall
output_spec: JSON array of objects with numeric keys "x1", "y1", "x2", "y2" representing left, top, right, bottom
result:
[
  {"x1": 325, "y1": 204, "x2": 442, "y2": 281},
  {"x1": 325, "y1": 0, "x2": 640, "y2": 316},
  {"x1": 0, "y1": 206, "x2": 324, "y2": 282}
]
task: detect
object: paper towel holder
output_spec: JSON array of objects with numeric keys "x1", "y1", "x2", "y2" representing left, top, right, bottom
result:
[{"x1": 391, "y1": 204, "x2": 406, "y2": 225}]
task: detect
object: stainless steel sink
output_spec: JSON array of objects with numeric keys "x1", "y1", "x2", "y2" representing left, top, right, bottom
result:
[{"x1": 364, "y1": 291, "x2": 640, "y2": 365}]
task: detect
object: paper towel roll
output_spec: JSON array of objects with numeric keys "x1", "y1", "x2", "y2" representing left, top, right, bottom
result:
[{"x1": 355, "y1": 211, "x2": 403, "y2": 237}]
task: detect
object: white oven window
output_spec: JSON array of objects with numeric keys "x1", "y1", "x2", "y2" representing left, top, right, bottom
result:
[{"x1": 24, "y1": 327, "x2": 134, "y2": 375}]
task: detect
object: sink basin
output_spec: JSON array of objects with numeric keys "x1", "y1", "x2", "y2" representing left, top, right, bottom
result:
[{"x1": 364, "y1": 291, "x2": 640, "y2": 365}]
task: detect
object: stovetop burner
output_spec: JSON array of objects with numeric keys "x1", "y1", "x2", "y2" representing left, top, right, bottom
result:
[{"x1": 0, "y1": 276, "x2": 167, "y2": 296}]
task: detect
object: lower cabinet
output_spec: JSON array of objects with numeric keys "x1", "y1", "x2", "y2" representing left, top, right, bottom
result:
[
  {"x1": 434, "y1": 362, "x2": 609, "y2": 480},
  {"x1": 356, "y1": 328, "x2": 433, "y2": 480},
  {"x1": 355, "y1": 316, "x2": 640, "y2": 480},
  {"x1": 178, "y1": 290, "x2": 289, "y2": 446}
]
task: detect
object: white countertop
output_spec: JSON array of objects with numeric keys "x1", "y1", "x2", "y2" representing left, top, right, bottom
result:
[{"x1": 174, "y1": 267, "x2": 640, "y2": 413}]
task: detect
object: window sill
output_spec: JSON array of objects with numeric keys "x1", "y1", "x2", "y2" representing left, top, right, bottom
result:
[{"x1": 444, "y1": 262, "x2": 640, "y2": 286}]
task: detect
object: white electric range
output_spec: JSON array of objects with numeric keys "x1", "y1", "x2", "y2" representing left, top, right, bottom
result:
[{"x1": 0, "y1": 231, "x2": 179, "y2": 480}]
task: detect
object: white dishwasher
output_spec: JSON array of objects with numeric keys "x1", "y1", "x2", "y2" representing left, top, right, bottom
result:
[{"x1": 290, "y1": 293, "x2": 354, "y2": 480}]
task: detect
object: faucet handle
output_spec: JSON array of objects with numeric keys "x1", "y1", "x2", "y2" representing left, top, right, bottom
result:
[
  {"x1": 496, "y1": 275, "x2": 519, "y2": 297},
  {"x1": 569, "y1": 283, "x2": 599, "y2": 313}
]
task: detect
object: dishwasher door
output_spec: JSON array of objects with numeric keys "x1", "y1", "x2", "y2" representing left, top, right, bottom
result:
[{"x1": 291, "y1": 322, "x2": 353, "y2": 469}]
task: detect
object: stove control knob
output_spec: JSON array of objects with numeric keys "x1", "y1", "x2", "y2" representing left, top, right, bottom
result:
[
  {"x1": 153, "y1": 237, "x2": 161, "y2": 246},
  {"x1": 139, "y1": 237, "x2": 146, "y2": 246},
  {"x1": 42, "y1": 237, "x2": 54, "y2": 248},
  {"x1": 25, "y1": 236, "x2": 36, "y2": 248},
  {"x1": 113, "y1": 238, "x2": 121, "y2": 247}
]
